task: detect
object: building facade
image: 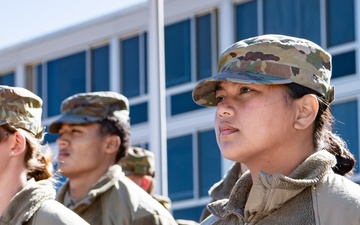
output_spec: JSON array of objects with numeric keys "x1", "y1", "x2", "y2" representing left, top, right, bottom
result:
[{"x1": 0, "y1": 0, "x2": 358, "y2": 221}]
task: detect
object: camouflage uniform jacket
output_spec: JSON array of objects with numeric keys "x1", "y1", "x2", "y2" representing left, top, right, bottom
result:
[
  {"x1": 201, "y1": 150, "x2": 360, "y2": 225},
  {"x1": 57, "y1": 164, "x2": 177, "y2": 225},
  {"x1": 0, "y1": 179, "x2": 88, "y2": 225}
]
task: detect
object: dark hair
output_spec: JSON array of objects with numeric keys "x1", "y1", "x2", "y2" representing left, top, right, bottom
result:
[
  {"x1": 285, "y1": 83, "x2": 355, "y2": 176},
  {"x1": 98, "y1": 119, "x2": 131, "y2": 163},
  {"x1": 0, "y1": 124, "x2": 53, "y2": 181}
]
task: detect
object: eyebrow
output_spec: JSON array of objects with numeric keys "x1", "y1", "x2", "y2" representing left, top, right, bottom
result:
[{"x1": 215, "y1": 83, "x2": 225, "y2": 92}]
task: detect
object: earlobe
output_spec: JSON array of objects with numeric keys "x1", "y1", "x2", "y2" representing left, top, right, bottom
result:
[{"x1": 293, "y1": 94, "x2": 319, "y2": 130}]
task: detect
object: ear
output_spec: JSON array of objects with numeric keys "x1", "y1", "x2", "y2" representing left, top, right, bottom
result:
[
  {"x1": 10, "y1": 131, "x2": 26, "y2": 156},
  {"x1": 293, "y1": 94, "x2": 319, "y2": 130},
  {"x1": 140, "y1": 176, "x2": 151, "y2": 192},
  {"x1": 104, "y1": 135, "x2": 121, "y2": 154}
]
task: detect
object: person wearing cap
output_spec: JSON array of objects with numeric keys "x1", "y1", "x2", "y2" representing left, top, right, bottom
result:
[
  {"x1": 49, "y1": 91, "x2": 177, "y2": 225},
  {"x1": 0, "y1": 85, "x2": 89, "y2": 225},
  {"x1": 119, "y1": 147, "x2": 172, "y2": 210},
  {"x1": 192, "y1": 34, "x2": 360, "y2": 224}
]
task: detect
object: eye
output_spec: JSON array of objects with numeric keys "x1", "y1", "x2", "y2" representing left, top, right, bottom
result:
[
  {"x1": 239, "y1": 86, "x2": 252, "y2": 94},
  {"x1": 215, "y1": 95, "x2": 225, "y2": 103},
  {"x1": 71, "y1": 128, "x2": 82, "y2": 134}
]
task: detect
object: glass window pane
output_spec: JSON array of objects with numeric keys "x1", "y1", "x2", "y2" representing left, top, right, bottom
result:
[
  {"x1": 121, "y1": 36, "x2": 140, "y2": 98},
  {"x1": 171, "y1": 91, "x2": 203, "y2": 115},
  {"x1": 196, "y1": 13, "x2": 213, "y2": 80},
  {"x1": 47, "y1": 51, "x2": 86, "y2": 117},
  {"x1": 165, "y1": 20, "x2": 191, "y2": 87},
  {"x1": 327, "y1": 0, "x2": 355, "y2": 47},
  {"x1": 0, "y1": 72, "x2": 15, "y2": 86},
  {"x1": 144, "y1": 32, "x2": 148, "y2": 94},
  {"x1": 130, "y1": 102, "x2": 148, "y2": 125},
  {"x1": 36, "y1": 64, "x2": 43, "y2": 98},
  {"x1": 199, "y1": 129, "x2": 222, "y2": 197},
  {"x1": 332, "y1": 100, "x2": 359, "y2": 171},
  {"x1": 167, "y1": 134, "x2": 193, "y2": 200},
  {"x1": 235, "y1": 0, "x2": 258, "y2": 41},
  {"x1": 263, "y1": 0, "x2": 320, "y2": 44},
  {"x1": 44, "y1": 127, "x2": 58, "y2": 144},
  {"x1": 173, "y1": 205, "x2": 205, "y2": 222},
  {"x1": 92, "y1": 45, "x2": 110, "y2": 91},
  {"x1": 331, "y1": 51, "x2": 356, "y2": 79}
]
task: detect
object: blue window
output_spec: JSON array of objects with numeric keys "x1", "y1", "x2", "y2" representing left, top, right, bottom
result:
[
  {"x1": 263, "y1": 0, "x2": 320, "y2": 44},
  {"x1": 199, "y1": 129, "x2": 221, "y2": 197},
  {"x1": 173, "y1": 205, "x2": 205, "y2": 222},
  {"x1": 171, "y1": 91, "x2": 203, "y2": 115},
  {"x1": 122, "y1": 36, "x2": 140, "y2": 97},
  {"x1": 196, "y1": 13, "x2": 213, "y2": 80},
  {"x1": 165, "y1": 20, "x2": 191, "y2": 87},
  {"x1": 53, "y1": 162, "x2": 67, "y2": 192},
  {"x1": 327, "y1": 0, "x2": 355, "y2": 47},
  {"x1": 43, "y1": 127, "x2": 58, "y2": 144},
  {"x1": 332, "y1": 100, "x2": 359, "y2": 171},
  {"x1": 167, "y1": 134, "x2": 193, "y2": 200},
  {"x1": 235, "y1": 0, "x2": 257, "y2": 41},
  {"x1": 121, "y1": 34, "x2": 147, "y2": 98},
  {"x1": 92, "y1": 45, "x2": 110, "y2": 91},
  {"x1": 36, "y1": 64, "x2": 43, "y2": 99},
  {"x1": 130, "y1": 102, "x2": 148, "y2": 125},
  {"x1": 331, "y1": 51, "x2": 356, "y2": 79},
  {"x1": 47, "y1": 51, "x2": 86, "y2": 117},
  {"x1": 0, "y1": 72, "x2": 15, "y2": 86}
]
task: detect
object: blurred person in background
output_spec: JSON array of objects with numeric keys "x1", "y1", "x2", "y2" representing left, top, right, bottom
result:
[
  {"x1": 120, "y1": 146, "x2": 199, "y2": 225},
  {"x1": 49, "y1": 91, "x2": 177, "y2": 225}
]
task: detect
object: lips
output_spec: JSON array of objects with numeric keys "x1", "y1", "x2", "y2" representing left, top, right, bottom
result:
[
  {"x1": 58, "y1": 149, "x2": 70, "y2": 161},
  {"x1": 219, "y1": 123, "x2": 238, "y2": 137}
]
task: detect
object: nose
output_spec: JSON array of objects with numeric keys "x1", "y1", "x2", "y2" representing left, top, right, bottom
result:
[
  {"x1": 216, "y1": 102, "x2": 233, "y2": 118},
  {"x1": 56, "y1": 135, "x2": 69, "y2": 148}
]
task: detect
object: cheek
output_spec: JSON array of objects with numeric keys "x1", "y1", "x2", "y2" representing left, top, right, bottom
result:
[{"x1": 214, "y1": 116, "x2": 220, "y2": 136}]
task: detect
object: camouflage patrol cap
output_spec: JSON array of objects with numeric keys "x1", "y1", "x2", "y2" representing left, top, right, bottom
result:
[
  {"x1": 119, "y1": 147, "x2": 155, "y2": 177},
  {"x1": 192, "y1": 34, "x2": 335, "y2": 106},
  {"x1": 0, "y1": 85, "x2": 44, "y2": 138},
  {"x1": 49, "y1": 91, "x2": 129, "y2": 133}
]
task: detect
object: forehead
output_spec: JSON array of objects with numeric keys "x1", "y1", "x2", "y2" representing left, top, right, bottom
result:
[{"x1": 58, "y1": 123, "x2": 99, "y2": 131}]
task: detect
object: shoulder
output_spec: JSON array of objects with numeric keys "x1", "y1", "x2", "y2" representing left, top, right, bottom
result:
[
  {"x1": 31, "y1": 200, "x2": 89, "y2": 225},
  {"x1": 317, "y1": 172, "x2": 360, "y2": 200},
  {"x1": 102, "y1": 176, "x2": 177, "y2": 224},
  {"x1": 313, "y1": 173, "x2": 360, "y2": 224}
]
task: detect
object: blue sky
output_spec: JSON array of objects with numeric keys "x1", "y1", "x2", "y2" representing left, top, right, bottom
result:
[{"x1": 0, "y1": 0, "x2": 146, "y2": 50}]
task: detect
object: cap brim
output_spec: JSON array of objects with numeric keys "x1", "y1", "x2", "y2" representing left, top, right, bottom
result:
[
  {"x1": 192, "y1": 70, "x2": 292, "y2": 107},
  {"x1": 0, "y1": 120, "x2": 8, "y2": 126},
  {"x1": 48, "y1": 114, "x2": 102, "y2": 134}
]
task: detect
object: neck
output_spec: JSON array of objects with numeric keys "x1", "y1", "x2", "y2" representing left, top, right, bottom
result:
[
  {"x1": 247, "y1": 132, "x2": 315, "y2": 181},
  {"x1": 0, "y1": 169, "x2": 27, "y2": 216},
  {"x1": 67, "y1": 165, "x2": 112, "y2": 201}
]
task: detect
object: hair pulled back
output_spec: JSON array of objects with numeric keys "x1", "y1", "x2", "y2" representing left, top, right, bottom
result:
[
  {"x1": 0, "y1": 124, "x2": 53, "y2": 181},
  {"x1": 286, "y1": 83, "x2": 355, "y2": 176}
]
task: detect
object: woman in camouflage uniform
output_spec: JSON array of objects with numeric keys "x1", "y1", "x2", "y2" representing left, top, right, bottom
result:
[
  {"x1": 193, "y1": 34, "x2": 360, "y2": 225},
  {"x1": 0, "y1": 85, "x2": 88, "y2": 225}
]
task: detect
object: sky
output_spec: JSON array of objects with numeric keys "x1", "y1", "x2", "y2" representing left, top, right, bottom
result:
[{"x1": 0, "y1": 0, "x2": 147, "y2": 51}]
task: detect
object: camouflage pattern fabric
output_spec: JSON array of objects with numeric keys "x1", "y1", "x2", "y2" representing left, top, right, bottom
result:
[
  {"x1": 49, "y1": 91, "x2": 129, "y2": 133},
  {"x1": 192, "y1": 34, "x2": 335, "y2": 106},
  {"x1": 119, "y1": 147, "x2": 155, "y2": 177},
  {"x1": 0, "y1": 85, "x2": 44, "y2": 138}
]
